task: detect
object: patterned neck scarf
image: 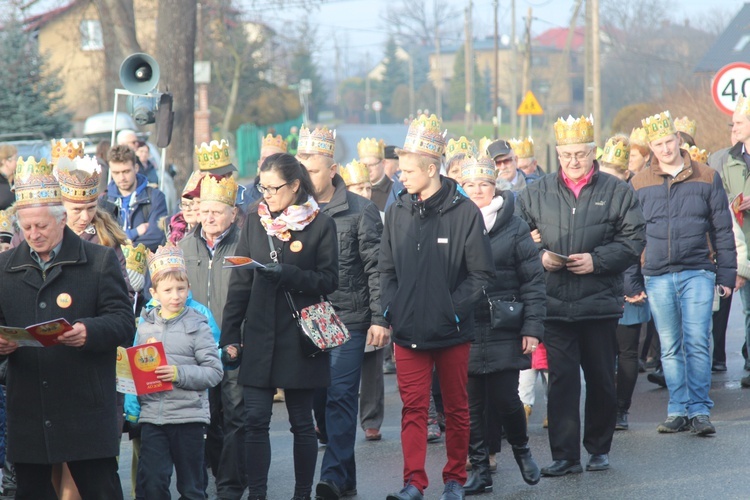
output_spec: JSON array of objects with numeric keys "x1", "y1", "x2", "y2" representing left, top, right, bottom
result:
[{"x1": 258, "y1": 196, "x2": 319, "y2": 241}]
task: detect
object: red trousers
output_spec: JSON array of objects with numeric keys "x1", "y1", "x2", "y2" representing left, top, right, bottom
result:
[{"x1": 394, "y1": 342, "x2": 470, "y2": 492}]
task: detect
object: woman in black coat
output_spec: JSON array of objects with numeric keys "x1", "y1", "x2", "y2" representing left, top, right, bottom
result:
[
  {"x1": 220, "y1": 153, "x2": 338, "y2": 500},
  {"x1": 459, "y1": 158, "x2": 546, "y2": 493}
]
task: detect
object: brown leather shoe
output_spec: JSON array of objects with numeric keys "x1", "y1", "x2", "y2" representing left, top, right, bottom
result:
[{"x1": 365, "y1": 428, "x2": 382, "y2": 441}]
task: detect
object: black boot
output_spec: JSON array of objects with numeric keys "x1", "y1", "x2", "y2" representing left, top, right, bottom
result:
[
  {"x1": 464, "y1": 464, "x2": 493, "y2": 495},
  {"x1": 512, "y1": 445, "x2": 541, "y2": 485}
]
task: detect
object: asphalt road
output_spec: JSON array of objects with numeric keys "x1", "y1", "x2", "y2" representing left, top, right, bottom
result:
[{"x1": 118, "y1": 295, "x2": 750, "y2": 500}]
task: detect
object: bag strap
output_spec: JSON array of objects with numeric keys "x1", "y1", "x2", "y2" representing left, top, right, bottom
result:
[{"x1": 267, "y1": 234, "x2": 300, "y2": 319}]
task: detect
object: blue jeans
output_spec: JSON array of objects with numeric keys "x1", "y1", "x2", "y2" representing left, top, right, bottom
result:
[
  {"x1": 645, "y1": 270, "x2": 715, "y2": 418},
  {"x1": 136, "y1": 422, "x2": 207, "y2": 500},
  {"x1": 320, "y1": 329, "x2": 367, "y2": 490}
]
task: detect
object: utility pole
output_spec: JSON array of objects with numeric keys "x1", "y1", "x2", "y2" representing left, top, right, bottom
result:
[
  {"x1": 519, "y1": 7, "x2": 532, "y2": 137},
  {"x1": 592, "y1": 0, "x2": 601, "y2": 143},
  {"x1": 510, "y1": 0, "x2": 517, "y2": 137},
  {"x1": 365, "y1": 52, "x2": 371, "y2": 124},
  {"x1": 408, "y1": 52, "x2": 415, "y2": 118},
  {"x1": 584, "y1": 0, "x2": 592, "y2": 116},
  {"x1": 493, "y1": 0, "x2": 499, "y2": 138},
  {"x1": 434, "y1": 0, "x2": 443, "y2": 119},
  {"x1": 464, "y1": 0, "x2": 474, "y2": 136}
]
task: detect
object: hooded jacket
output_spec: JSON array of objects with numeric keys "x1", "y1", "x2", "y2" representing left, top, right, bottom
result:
[
  {"x1": 517, "y1": 165, "x2": 646, "y2": 322},
  {"x1": 136, "y1": 307, "x2": 223, "y2": 425},
  {"x1": 107, "y1": 173, "x2": 168, "y2": 251},
  {"x1": 379, "y1": 176, "x2": 495, "y2": 350}
]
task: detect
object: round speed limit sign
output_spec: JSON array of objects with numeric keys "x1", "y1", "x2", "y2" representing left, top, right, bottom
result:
[{"x1": 712, "y1": 62, "x2": 750, "y2": 115}]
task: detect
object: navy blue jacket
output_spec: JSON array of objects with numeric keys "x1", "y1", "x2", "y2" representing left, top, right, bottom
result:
[
  {"x1": 107, "y1": 173, "x2": 167, "y2": 251},
  {"x1": 630, "y1": 150, "x2": 737, "y2": 288}
]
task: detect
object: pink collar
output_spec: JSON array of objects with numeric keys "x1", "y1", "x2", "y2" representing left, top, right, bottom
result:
[{"x1": 561, "y1": 166, "x2": 595, "y2": 198}]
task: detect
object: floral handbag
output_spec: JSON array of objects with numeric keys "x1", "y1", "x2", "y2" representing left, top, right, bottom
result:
[{"x1": 267, "y1": 236, "x2": 350, "y2": 357}]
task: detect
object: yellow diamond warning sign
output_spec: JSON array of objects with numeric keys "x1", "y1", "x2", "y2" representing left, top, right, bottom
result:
[{"x1": 517, "y1": 90, "x2": 543, "y2": 116}]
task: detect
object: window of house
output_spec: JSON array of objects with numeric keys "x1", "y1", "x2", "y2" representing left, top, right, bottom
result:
[
  {"x1": 734, "y1": 34, "x2": 750, "y2": 52},
  {"x1": 80, "y1": 20, "x2": 103, "y2": 51}
]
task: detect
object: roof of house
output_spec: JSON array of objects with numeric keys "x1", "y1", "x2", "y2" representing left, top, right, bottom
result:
[
  {"x1": 534, "y1": 27, "x2": 586, "y2": 51},
  {"x1": 695, "y1": 3, "x2": 750, "y2": 73},
  {"x1": 24, "y1": 0, "x2": 80, "y2": 32}
]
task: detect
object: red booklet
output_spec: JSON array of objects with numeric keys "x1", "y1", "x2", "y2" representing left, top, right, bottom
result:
[
  {"x1": 0, "y1": 318, "x2": 73, "y2": 347},
  {"x1": 116, "y1": 342, "x2": 173, "y2": 395}
]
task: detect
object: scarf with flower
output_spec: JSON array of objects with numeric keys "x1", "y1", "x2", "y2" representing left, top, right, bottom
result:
[{"x1": 258, "y1": 196, "x2": 319, "y2": 241}]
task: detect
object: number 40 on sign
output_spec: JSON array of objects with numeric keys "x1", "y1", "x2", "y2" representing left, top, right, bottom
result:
[{"x1": 712, "y1": 62, "x2": 750, "y2": 115}]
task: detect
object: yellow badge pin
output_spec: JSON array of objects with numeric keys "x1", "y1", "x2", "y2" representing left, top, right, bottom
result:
[{"x1": 56, "y1": 293, "x2": 72, "y2": 308}]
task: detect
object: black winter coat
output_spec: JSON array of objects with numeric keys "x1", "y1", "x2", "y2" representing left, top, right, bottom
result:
[
  {"x1": 469, "y1": 192, "x2": 546, "y2": 375},
  {"x1": 379, "y1": 177, "x2": 495, "y2": 350},
  {"x1": 517, "y1": 165, "x2": 646, "y2": 322},
  {"x1": 321, "y1": 175, "x2": 387, "y2": 331},
  {"x1": 0, "y1": 227, "x2": 134, "y2": 463},
  {"x1": 220, "y1": 205, "x2": 338, "y2": 388}
]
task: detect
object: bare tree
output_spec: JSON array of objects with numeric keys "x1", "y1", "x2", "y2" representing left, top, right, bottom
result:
[
  {"x1": 156, "y1": 0, "x2": 197, "y2": 190},
  {"x1": 381, "y1": 0, "x2": 461, "y2": 48},
  {"x1": 92, "y1": 0, "x2": 142, "y2": 109}
]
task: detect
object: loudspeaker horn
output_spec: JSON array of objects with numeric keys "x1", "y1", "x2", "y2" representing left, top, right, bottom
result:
[{"x1": 119, "y1": 53, "x2": 160, "y2": 94}]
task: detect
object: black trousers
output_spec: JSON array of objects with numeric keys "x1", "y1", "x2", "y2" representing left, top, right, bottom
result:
[
  {"x1": 244, "y1": 386, "x2": 317, "y2": 498},
  {"x1": 545, "y1": 319, "x2": 617, "y2": 461},
  {"x1": 712, "y1": 295, "x2": 732, "y2": 364},
  {"x1": 616, "y1": 323, "x2": 640, "y2": 411},
  {"x1": 467, "y1": 370, "x2": 528, "y2": 466},
  {"x1": 15, "y1": 457, "x2": 123, "y2": 500}
]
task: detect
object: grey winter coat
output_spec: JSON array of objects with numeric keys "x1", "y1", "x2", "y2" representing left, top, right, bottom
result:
[
  {"x1": 136, "y1": 307, "x2": 223, "y2": 425},
  {"x1": 179, "y1": 223, "x2": 240, "y2": 327}
]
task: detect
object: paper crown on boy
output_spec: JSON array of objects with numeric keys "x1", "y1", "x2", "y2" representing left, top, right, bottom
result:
[
  {"x1": 340, "y1": 159, "x2": 370, "y2": 186},
  {"x1": 397, "y1": 114, "x2": 446, "y2": 159},
  {"x1": 147, "y1": 244, "x2": 186, "y2": 281}
]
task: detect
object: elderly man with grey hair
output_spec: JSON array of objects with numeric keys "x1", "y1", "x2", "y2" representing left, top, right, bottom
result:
[
  {"x1": 517, "y1": 115, "x2": 645, "y2": 477},
  {"x1": 0, "y1": 158, "x2": 134, "y2": 498}
]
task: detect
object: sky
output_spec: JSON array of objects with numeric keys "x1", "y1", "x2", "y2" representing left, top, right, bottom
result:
[{"x1": 250, "y1": 0, "x2": 745, "y2": 77}]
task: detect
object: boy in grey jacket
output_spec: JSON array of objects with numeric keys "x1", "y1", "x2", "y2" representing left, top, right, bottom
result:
[{"x1": 136, "y1": 245, "x2": 223, "y2": 500}]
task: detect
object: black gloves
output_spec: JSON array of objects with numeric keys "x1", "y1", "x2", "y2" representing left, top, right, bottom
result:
[
  {"x1": 257, "y1": 262, "x2": 283, "y2": 283},
  {"x1": 221, "y1": 344, "x2": 242, "y2": 366}
]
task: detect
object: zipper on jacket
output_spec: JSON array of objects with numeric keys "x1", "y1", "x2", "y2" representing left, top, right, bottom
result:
[
  {"x1": 667, "y1": 177, "x2": 672, "y2": 266},
  {"x1": 207, "y1": 258, "x2": 213, "y2": 310}
]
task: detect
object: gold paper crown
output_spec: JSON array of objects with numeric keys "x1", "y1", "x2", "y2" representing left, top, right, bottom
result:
[
  {"x1": 629, "y1": 127, "x2": 649, "y2": 148},
  {"x1": 261, "y1": 133, "x2": 288, "y2": 153},
  {"x1": 14, "y1": 157, "x2": 61, "y2": 208},
  {"x1": 674, "y1": 116, "x2": 697, "y2": 138},
  {"x1": 459, "y1": 155, "x2": 498, "y2": 185},
  {"x1": 736, "y1": 94, "x2": 750, "y2": 116},
  {"x1": 50, "y1": 139, "x2": 84, "y2": 164},
  {"x1": 0, "y1": 209, "x2": 13, "y2": 235},
  {"x1": 478, "y1": 137, "x2": 493, "y2": 156},
  {"x1": 509, "y1": 137, "x2": 535, "y2": 159},
  {"x1": 54, "y1": 155, "x2": 101, "y2": 204},
  {"x1": 195, "y1": 140, "x2": 232, "y2": 172},
  {"x1": 122, "y1": 242, "x2": 148, "y2": 275},
  {"x1": 182, "y1": 170, "x2": 206, "y2": 198},
  {"x1": 553, "y1": 115, "x2": 594, "y2": 145},
  {"x1": 446, "y1": 137, "x2": 477, "y2": 161},
  {"x1": 147, "y1": 244, "x2": 186, "y2": 281},
  {"x1": 357, "y1": 138, "x2": 384, "y2": 160},
  {"x1": 642, "y1": 111, "x2": 677, "y2": 142},
  {"x1": 200, "y1": 174, "x2": 239, "y2": 206},
  {"x1": 340, "y1": 159, "x2": 370, "y2": 186},
  {"x1": 681, "y1": 144, "x2": 708, "y2": 163},
  {"x1": 601, "y1": 138, "x2": 630, "y2": 170},
  {"x1": 399, "y1": 114, "x2": 446, "y2": 159},
  {"x1": 298, "y1": 126, "x2": 336, "y2": 158}
]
